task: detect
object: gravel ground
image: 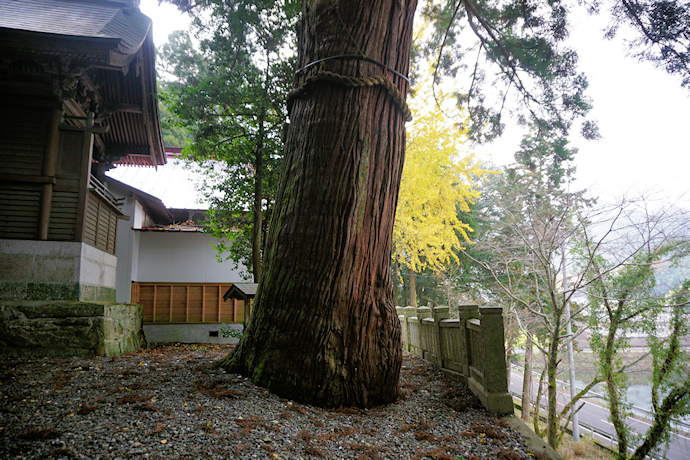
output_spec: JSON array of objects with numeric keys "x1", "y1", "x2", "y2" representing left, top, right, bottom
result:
[{"x1": 0, "y1": 344, "x2": 549, "y2": 459}]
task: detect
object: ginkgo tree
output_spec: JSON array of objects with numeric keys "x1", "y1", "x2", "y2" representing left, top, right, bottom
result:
[{"x1": 393, "y1": 82, "x2": 488, "y2": 307}]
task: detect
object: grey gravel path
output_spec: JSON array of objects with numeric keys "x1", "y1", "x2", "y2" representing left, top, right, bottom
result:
[{"x1": 0, "y1": 344, "x2": 546, "y2": 459}]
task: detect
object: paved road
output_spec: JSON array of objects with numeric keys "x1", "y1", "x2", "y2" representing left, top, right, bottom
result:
[{"x1": 509, "y1": 367, "x2": 690, "y2": 459}]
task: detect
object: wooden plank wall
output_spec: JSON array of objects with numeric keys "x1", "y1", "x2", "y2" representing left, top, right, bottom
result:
[
  {"x1": 0, "y1": 107, "x2": 46, "y2": 177},
  {"x1": 132, "y1": 282, "x2": 244, "y2": 324},
  {"x1": 48, "y1": 185, "x2": 79, "y2": 241},
  {"x1": 0, "y1": 184, "x2": 41, "y2": 239},
  {"x1": 83, "y1": 191, "x2": 117, "y2": 254},
  {"x1": 0, "y1": 106, "x2": 49, "y2": 239}
]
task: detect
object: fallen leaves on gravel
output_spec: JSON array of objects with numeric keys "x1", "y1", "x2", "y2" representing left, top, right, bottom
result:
[
  {"x1": 0, "y1": 344, "x2": 541, "y2": 459},
  {"x1": 19, "y1": 427, "x2": 61, "y2": 440}
]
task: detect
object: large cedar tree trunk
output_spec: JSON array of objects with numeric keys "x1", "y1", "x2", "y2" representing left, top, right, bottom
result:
[{"x1": 221, "y1": 0, "x2": 417, "y2": 408}]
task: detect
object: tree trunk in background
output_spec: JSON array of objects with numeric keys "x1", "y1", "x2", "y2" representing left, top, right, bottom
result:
[
  {"x1": 221, "y1": 0, "x2": 417, "y2": 408},
  {"x1": 604, "y1": 318, "x2": 628, "y2": 460},
  {"x1": 547, "y1": 316, "x2": 561, "y2": 447},
  {"x1": 409, "y1": 268, "x2": 417, "y2": 307},
  {"x1": 521, "y1": 339, "x2": 533, "y2": 422},
  {"x1": 252, "y1": 111, "x2": 265, "y2": 283},
  {"x1": 504, "y1": 314, "x2": 514, "y2": 390}
]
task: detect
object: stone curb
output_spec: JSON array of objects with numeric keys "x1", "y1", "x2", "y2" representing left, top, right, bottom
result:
[{"x1": 503, "y1": 415, "x2": 564, "y2": 460}]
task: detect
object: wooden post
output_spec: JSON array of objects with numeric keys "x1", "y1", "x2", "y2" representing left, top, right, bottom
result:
[
  {"x1": 217, "y1": 285, "x2": 221, "y2": 322},
  {"x1": 202, "y1": 285, "x2": 206, "y2": 322},
  {"x1": 130, "y1": 282, "x2": 138, "y2": 303},
  {"x1": 74, "y1": 132, "x2": 94, "y2": 242},
  {"x1": 243, "y1": 297, "x2": 248, "y2": 329},
  {"x1": 39, "y1": 109, "x2": 61, "y2": 240},
  {"x1": 168, "y1": 285, "x2": 173, "y2": 323},
  {"x1": 152, "y1": 285, "x2": 157, "y2": 323},
  {"x1": 185, "y1": 285, "x2": 190, "y2": 322}
]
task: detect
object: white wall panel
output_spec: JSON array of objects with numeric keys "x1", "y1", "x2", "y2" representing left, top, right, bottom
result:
[{"x1": 136, "y1": 231, "x2": 247, "y2": 283}]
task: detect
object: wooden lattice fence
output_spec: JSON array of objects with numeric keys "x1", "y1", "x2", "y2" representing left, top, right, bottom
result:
[{"x1": 131, "y1": 282, "x2": 245, "y2": 324}]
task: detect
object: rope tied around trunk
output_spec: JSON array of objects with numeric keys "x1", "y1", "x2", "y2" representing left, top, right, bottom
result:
[{"x1": 287, "y1": 70, "x2": 413, "y2": 122}]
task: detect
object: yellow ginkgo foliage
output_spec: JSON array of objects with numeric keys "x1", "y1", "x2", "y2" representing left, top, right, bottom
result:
[{"x1": 393, "y1": 83, "x2": 488, "y2": 279}]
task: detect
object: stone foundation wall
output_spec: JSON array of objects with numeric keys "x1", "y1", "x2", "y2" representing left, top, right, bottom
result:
[
  {"x1": 0, "y1": 301, "x2": 145, "y2": 357},
  {"x1": 0, "y1": 240, "x2": 116, "y2": 302},
  {"x1": 143, "y1": 323, "x2": 242, "y2": 345}
]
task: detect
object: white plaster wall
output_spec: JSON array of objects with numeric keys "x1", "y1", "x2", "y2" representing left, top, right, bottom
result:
[
  {"x1": 135, "y1": 231, "x2": 247, "y2": 283},
  {"x1": 134, "y1": 231, "x2": 245, "y2": 283},
  {"x1": 130, "y1": 231, "x2": 140, "y2": 288},
  {"x1": 114, "y1": 196, "x2": 139, "y2": 303},
  {"x1": 132, "y1": 201, "x2": 147, "y2": 229}
]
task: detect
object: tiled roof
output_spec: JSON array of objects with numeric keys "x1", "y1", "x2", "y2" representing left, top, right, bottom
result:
[
  {"x1": 105, "y1": 176, "x2": 210, "y2": 230},
  {"x1": 116, "y1": 148, "x2": 183, "y2": 168},
  {"x1": 223, "y1": 283, "x2": 258, "y2": 301},
  {"x1": 114, "y1": 154, "x2": 158, "y2": 167},
  {"x1": 105, "y1": 176, "x2": 171, "y2": 225},
  {"x1": 140, "y1": 221, "x2": 204, "y2": 232},
  {"x1": 0, "y1": 0, "x2": 151, "y2": 58}
]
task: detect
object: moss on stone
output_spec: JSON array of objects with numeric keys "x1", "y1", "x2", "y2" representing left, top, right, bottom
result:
[
  {"x1": 26, "y1": 283, "x2": 80, "y2": 301},
  {"x1": 0, "y1": 282, "x2": 27, "y2": 300},
  {"x1": 2, "y1": 282, "x2": 117, "y2": 303},
  {"x1": 79, "y1": 285, "x2": 116, "y2": 302},
  {"x1": 15, "y1": 302, "x2": 105, "y2": 319}
]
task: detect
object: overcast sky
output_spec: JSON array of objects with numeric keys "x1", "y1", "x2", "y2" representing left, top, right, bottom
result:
[{"x1": 119, "y1": 0, "x2": 690, "y2": 209}]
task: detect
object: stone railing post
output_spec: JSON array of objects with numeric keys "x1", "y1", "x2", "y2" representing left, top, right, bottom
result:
[
  {"x1": 432, "y1": 306, "x2": 449, "y2": 367},
  {"x1": 479, "y1": 306, "x2": 513, "y2": 415},
  {"x1": 417, "y1": 306, "x2": 431, "y2": 320},
  {"x1": 457, "y1": 304, "x2": 479, "y2": 378},
  {"x1": 402, "y1": 306, "x2": 416, "y2": 352},
  {"x1": 417, "y1": 306, "x2": 432, "y2": 359}
]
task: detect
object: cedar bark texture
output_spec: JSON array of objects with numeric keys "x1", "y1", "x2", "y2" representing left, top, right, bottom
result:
[{"x1": 221, "y1": 0, "x2": 417, "y2": 408}]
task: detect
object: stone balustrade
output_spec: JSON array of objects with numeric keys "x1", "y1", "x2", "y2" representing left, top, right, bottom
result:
[{"x1": 397, "y1": 304, "x2": 513, "y2": 415}]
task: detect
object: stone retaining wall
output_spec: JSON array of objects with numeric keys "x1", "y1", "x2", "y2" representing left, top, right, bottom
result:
[{"x1": 0, "y1": 301, "x2": 145, "y2": 356}]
